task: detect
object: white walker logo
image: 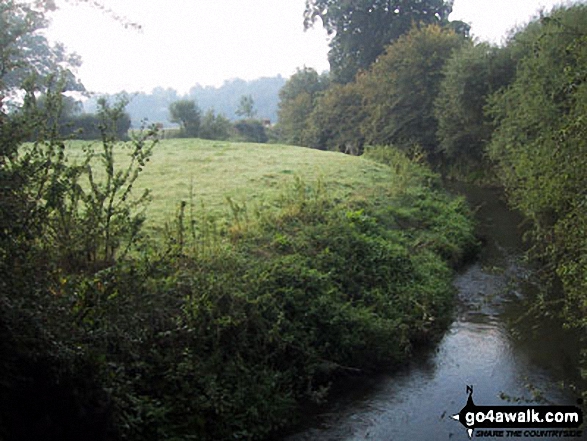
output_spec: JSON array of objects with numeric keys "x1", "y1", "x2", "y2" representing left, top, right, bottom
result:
[{"x1": 451, "y1": 386, "x2": 584, "y2": 439}]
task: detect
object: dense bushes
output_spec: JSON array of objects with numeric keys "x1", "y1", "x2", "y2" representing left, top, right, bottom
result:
[
  {"x1": 277, "y1": 24, "x2": 468, "y2": 161},
  {"x1": 233, "y1": 119, "x2": 268, "y2": 143},
  {"x1": 59, "y1": 111, "x2": 131, "y2": 140},
  {"x1": 486, "y1": 5, "x2": 587, "y2": 332}
]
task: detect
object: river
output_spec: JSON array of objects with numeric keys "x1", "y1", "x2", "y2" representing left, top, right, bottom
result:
[{"x1": 286, "y1": 185, "x2": 585, "y2": 441}]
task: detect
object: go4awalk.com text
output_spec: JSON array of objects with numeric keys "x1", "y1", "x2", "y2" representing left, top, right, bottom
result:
[{"x1": 452, "y1": 386, "x2": 584, "y2": 439}]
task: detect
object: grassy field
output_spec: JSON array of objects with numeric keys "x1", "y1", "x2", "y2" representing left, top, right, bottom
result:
[{"x1": 66, "y1": 138, "x2": 408, "y2": 231}]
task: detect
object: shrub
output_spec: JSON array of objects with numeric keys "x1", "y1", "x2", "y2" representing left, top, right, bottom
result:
[{"x1": 233, "y1": 119, "x2": 268, "y2": 143}]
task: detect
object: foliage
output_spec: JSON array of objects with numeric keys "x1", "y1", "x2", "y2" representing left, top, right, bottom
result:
[
  {"x1": 486, "y1": 5, "x2": 587, "y2": 337},
  {"x1": 236, "y1": 94, "x2": 257, "y2": 119},
  {"x1": 276, "y1": 67, "x2": 330, "y2": 146},
  {"x1": 199, "y1": 109, "x2": 232, "y2": 140},
  {"x1": 358, "y1": 24, "x2": 466, "y2": 163},
  {"x1": 169, "y1": 99, "x2": 201, "y2": 137},
  {"x1": 64, "y1": 111, "x2": 131, "y2": 140},
  {"x1": 305, "y1": 81, "x2": 367, "y2": 154},
  {"x1": 303, "y1": 0, "x2": 461, "y2": 83},
  {"x1": 233, "y1": 119, "x2": 268, "y2": 143},
  {"x1": 434, "y1": 41, "x2": 517, "y2": 176},
  {"x1": 0, "y1": 0, "x2": 83, "y2": 106},
  {"x1": 1, "y1": 81, "x2": 158, "y2": 439}
]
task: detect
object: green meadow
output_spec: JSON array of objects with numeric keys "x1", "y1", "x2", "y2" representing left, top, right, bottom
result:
[{"x1": 66, "y1": 138, "x2": 412, "y2": 231}]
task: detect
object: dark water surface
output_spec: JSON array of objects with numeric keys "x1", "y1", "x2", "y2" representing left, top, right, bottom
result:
[{"x1": 286, "y1": 185, "x2": 585, "y2": 441}]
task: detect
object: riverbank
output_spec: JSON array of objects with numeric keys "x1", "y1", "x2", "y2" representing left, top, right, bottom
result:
[{"x1": 286, "y1": 184, "x2": 586, "y2": 441}]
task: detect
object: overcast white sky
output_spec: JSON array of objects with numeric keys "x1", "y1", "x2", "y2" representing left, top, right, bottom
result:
[{"x1": 44, "y1": 0, "x2": 575, "y2": 95}]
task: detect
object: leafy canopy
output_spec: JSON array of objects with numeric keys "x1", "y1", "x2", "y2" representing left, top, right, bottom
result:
[
  {"x1": 277, "y1": 67, "x2": 330, "y2": 146},
  {"x1": 358, "y1": 24, "x2": 466, "y2": 161},
  {"x1": 236, "y1": 94, "x2": 257, "y2": 119},
  {"x1": 169, "y1": 99, "x2": 201, "y2": 137},
  {"x1": 433, "y1": 41, "x2": 517, "y2": 171},
  {"x1": 0, "y1": 0, "x2": 82, "y2": 106},
  {"x1": 304, "y1": 0, "x2": 460, "y2": 83}
]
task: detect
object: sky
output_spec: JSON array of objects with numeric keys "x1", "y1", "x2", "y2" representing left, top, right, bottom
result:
[{"x1": 43, "y1": 0, "x2": 575, "y2": 95}]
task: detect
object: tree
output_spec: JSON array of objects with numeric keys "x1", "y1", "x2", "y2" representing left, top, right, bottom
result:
[
  {"x1": 304, "y1": 0, "x2": 461, "y2": 83},
  {"x1": 0, "y1": 0, "x2": 83, "y2": 108},
  {"x1": 434, "y1": 41, "x2": 517, "y2": 173},
  {"x1": 169, "y1": 99, "x2": 201, "y2": 137},
  {"x1": 358, "y1": 24, "x2": 467, "y2": 163},
  {"x1": 236, "y1": 94, "x2": 257, "y2": 119},
  {"x1": 200, "y1": 109, "x2": 232, "y2": 140},
  {"x1": 277, "y1": 67, "x2": 329, "y2": 146},
  {"x1": 305, "y1": 82, "x2": 367, "y2": 154}
]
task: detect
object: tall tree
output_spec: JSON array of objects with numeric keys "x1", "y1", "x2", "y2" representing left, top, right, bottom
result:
[
  {"x1": 277, "y1": 67, "x2": 329, "y2": 146},
  {"x1": 304, "y1": 0, "x2": 460, "y2": 83},
  {"x1": 0, "y1": 0, "x2": 83, "y2": 108},
  {"x1": 236, "y1": 94, "x2": 257, "y2": 119},
  {"x1": 305, "y1": 82, "x2": 367, "y2": 154},
  {"x1": 358, "y1": 24, "x2": 466, "y2": 162},
  {"x1": 169, "y1": 99, "x2": 201, "y2": 137},
  {"x1": 434, "y1": 41, "x2": 517, "y2": 172}
]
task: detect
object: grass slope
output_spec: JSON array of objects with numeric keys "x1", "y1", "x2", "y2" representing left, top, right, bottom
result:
[
  {"x1": 135, "y1": 139, "x2": 400, "y2": 227},
  {"x1": 67, "y1": 138, "x2": 402, "y2": 229}
]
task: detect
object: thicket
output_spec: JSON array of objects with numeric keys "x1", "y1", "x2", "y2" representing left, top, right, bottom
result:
[
  {"x1": 233, "y1": 119, "x2": 268, "y2": 143},
  {"x1": 486, "y1": 6, "x2": 587, "y2": 344}
]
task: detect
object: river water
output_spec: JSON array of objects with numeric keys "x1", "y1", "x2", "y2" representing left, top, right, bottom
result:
[{"x1": 286, "y1": 185, "x2": 585, "y2": 441}]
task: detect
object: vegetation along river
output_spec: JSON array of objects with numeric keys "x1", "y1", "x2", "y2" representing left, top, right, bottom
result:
[{"x1": 287, "y1": 184, "x2": 585, "y2": 441}]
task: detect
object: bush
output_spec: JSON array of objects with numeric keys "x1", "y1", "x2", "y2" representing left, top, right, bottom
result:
[
  {"x1": 199, "y1": 109, "x2": 232, "y2": 140},
  {"x1": 487, "y1": 4, "x2": 587, "y2": 327},
  {"x1": 233, "y1": 119, "x2": 268, "y2": 143}
]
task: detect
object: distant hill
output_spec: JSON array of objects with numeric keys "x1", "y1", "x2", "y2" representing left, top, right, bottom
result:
[{"x1": 83, "y1": 76, "x2": 287, "y2": 128}]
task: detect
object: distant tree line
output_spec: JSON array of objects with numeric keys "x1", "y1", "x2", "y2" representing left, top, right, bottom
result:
[
  {"x1": 83, "y1": 76, "x2": 287, "y2": 129},
  {"x1": 55, "y1": 97, "x2": 131, "y2": 140},
  {"x1": 166, "y1": 94, "x2": 269, "y2": 142},
  {"x1": 33, "y1": 92, "x2": 269, "y2": 143}
]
